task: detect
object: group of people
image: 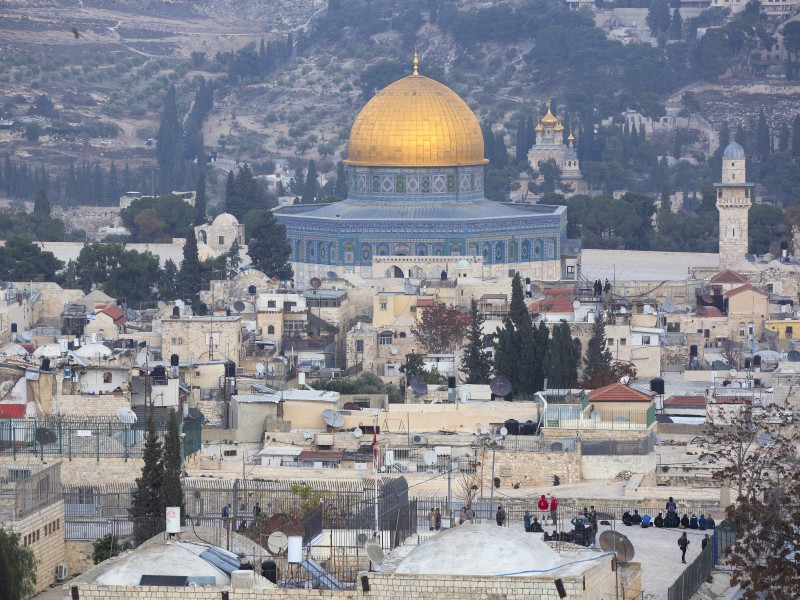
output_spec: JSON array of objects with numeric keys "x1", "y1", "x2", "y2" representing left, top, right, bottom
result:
[
  {"x1": 622, "y1": 498, "x2": 716, "y2": 532},
  {"x1": 428, "y1": 507, "x2": 443, "y2": 531},
  {"x1": 593, "y1": 279, "x2": 612, "y2": 296},
  {"x1": 220, "y1": 501, "x2": 264, "y2": 533}
]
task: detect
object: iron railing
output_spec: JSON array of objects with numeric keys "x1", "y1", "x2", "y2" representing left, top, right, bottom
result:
[
  {"x1": 581, "y1": 436, "x2": 654, "y2": 456},
  {"x1": 667, "y1": 531, "x2": 719, "y2": 600},
  {"x1": 0, "y1": 417, "x2": 201, "y2": 460}
]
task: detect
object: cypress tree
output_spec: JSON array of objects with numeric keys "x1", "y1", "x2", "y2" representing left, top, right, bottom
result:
[
  {"x1": 333, "y1": 161, "x2": 347, "y2": 200},
  {"x1": 247, "y1": 211, "x2": 293, "y2": 280},
  {"x1": 670, "y1": 8, "x2": 682, "y2": 40},
  {"x1": 515, "y1": 121, "x2": 527, "y2": 165},
  {"x1": 779, "y1": 123, "x2": 790, "y2": 152},
  {"x1": 161, "y1": 409, "x2": 185, "y2": 524},
  {"x1": 516, "y1": 313, "x2": 537, "y2": 395},
  {"x1": 302, "y1": 160, "x2": 318, "y2": 204},
  {"x1": 179, "y1": 231, "x2": 201, "y2": 305},
  {"x1": 508, "y1": 273, "x2": 528, "y2": 331},
  {"x1": 791, "y1": 115, "x2": 800, "y2": 158},
  {"x1": 493, "y1": 317, "x2": 519, "y2": 393},
  {"x1": 660, "y1": 183, "x2": 671, "y2": 212},
  {"x1": 462, "y1": 298, "x2": 493, "y2": 384},
  {"x1": 129, "y1": 415, "x2": 163, "y2": 545},
  {"x1": 194, "y1": 171, "x2": 207, "y2": 225},
  {"x1": 755, "y1": 110, "x2": 771, "y2": 160},
  {"x1": 582, "y1": 317, "x2": 613, "y2": 386},
  {"x1": 33, "y1": 189, "x2": 50, "y2": 216},
  {"x1": 734, "y1": 123, "x2": 747, "y2": 149},
  {"x1": 545, "y1": 321, "x2": 580, "y2": 388},
  {"x1": 156, "y1": 85, "x2": 184, "y2": 194},
  {"x1": 532, "y1": 320, "x2": 550, "y2": 391},
  {"x1": 719, "y1": 121, "x2": 730, "y2": 150},
  {"x1": 225, "y1": 170, "x2": 237, "y2": 216}
]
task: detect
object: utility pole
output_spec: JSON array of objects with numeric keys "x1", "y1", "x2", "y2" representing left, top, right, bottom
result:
[{"x1": 447, "y1": 456, "x2": 452, "y2": 526}]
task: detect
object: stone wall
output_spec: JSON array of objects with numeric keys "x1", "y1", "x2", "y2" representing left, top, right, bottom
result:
[
  {"x1": 484, "y1": 448, "x2": 581, "y2": 489},
  {"x1": 8, "y1": 500, "x2": 66, "y2": 594},
  {"x1": 581, "y1": 453, "x2": 657, "y2": 480},
  {"x1": 64, "y1": 586, "x2": 356, "y2": 599},
  {"x1": 56, "y1": 393, "x2": 131, "y2": 418},
  {"x1": 64, "y1": 540, "x2": 95, "y2": 576}
]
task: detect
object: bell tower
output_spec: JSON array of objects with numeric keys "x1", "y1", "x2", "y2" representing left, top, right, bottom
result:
[{"x1": 715, "y1": 142, "x2": 753, "y2": 269}]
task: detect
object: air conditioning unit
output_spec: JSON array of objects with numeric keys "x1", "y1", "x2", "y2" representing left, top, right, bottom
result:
[
  {"x1": 412, "y1": 434, "x2": 427, "y2": 445},
  {"x1": 55, "y1": 563, "x2": 68, "y2": 581}
]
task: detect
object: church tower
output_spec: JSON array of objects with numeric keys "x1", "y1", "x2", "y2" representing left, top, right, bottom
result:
[{"x1": 715, "y1": 142, "x2": 753, "y2": 269}]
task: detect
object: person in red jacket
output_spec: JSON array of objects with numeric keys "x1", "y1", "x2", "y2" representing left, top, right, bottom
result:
[
  {"x1": 537, "y1": 494, "x2": 549, "y2": 524},
  {"x1": 550, "y1": 495, "x2": 559, "y2": 526}
]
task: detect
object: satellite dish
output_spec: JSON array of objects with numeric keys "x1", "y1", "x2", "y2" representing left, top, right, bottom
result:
[
  {"x1": 572, "y1": 300, "x2": 581, "y2": 310},
  {"x1": 599, "y1": 530, "x2": 635, "y2": 563},
  {"x1": 423, "y1": 450, "x2": 437, "y2": 466},
  {"x1": 390, "y1": 347, "x2": 398, "y2": 355},
  {"x1": 364, "y1": 541, "x2": 385, "y2": 565},
  {"x1": 356, "y1": 533, "x2": 368, "y2": 545},
  {"x1": 322, "y1": 409, "x2": 344, "y2": 428},
  {"x1": 61, "y1": 296, "x2": 70, "y2": 306},
  {"x1": 619, "y1": 306, "x2": 627, "y2": 314},
  {"x1": 490, "y1": 376, "x2": 513, "y2": 397},
  {"x1": 303, "y1": 430, "x2": 313, "y2": 440},
  {"x1": 268, "y1": 513, "x2": 294, "y2": 535},
  {"x1": 620, "y1": 375, "x2": 630, "y2": 385},
  {"x1": 115, "y1": 408, "x2": 138, "y2": 424},
  {"x1": 233, "y1": 300, "x2": 246, "y2": 312},
  {"x1": 787, "y1": 350, "x2": 800, "y2": 362},
  {"x1": 175, "y1": 299, "x2": 184, "y2": 308},
  {"x1": 157, "y1": 300, "x2": 166, "y2": 310},
  {"x1": 730, "y1": 368, "x2": 738, "y2": 377},
  {"x1": 267, "y1": 531, "x2": 288, "y2": 556},
  {"x1": 643, "y1": 304, "x2": 654, "y2": 314},
  {"x1": 256, "y1": 362, "x2": 265, "y2": 374},
  {"x1": 499, "y1": 426, "x2": 508, "y2": 437},
  {"x1": 410, "y1": 378, "x2": 429, "y2": 395},
  {"x1": 309, "y1": 277, "x2": 322, "y2": 289},
  {"x1": 353, "y1": 428, "x2": 363, "y2": 438},
  {"x1": 474, "y1": 423, "x2": 484, "y2": 435}
]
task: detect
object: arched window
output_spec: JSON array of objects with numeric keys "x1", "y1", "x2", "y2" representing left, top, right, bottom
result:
[{"x1": 267, "y1": 325, "x2": 275, "y2": 335}]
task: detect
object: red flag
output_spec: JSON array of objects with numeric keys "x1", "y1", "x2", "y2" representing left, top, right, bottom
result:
[{"x1": 372, "y1": 431, "x2": 378, "y2": 464}]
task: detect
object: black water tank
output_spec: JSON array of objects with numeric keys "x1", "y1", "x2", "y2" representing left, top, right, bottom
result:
[
  {"x1": 170, "y1": 354, "x2": 180, "y2": 367},
  {"x1": 172, "y1": 306, "x2": 180, "y2": 318},
  {"x1": 744, "y1": 357, "x2": 751, "y2": 369},
  {"x1": 199, "y1": 303, "x2": 208, "y2": 316},
  {"x1": 153, "y1": 365, "x2": 166, "y2": 378},
  {"x1": 440, "y1": 270, "x2": 447, "y2": 280},
  {"x1": 226, "y1": 307, "x2": 231, "y2": 317},
  {"x1": 41, "y1": 358, "x2": 51, "y2": 371},
  {"x1": 248, "y1": 285, "x2": 257, "y2": 295},
  {"x1": 447, "y1": 376, "x2": 456, "y2": 389},
  {"x1": 690, "y1": 345, "x2": 698, "y2": 357},
  {"x1": 10, "y1": 323, "x2": 17, "y2": 333},
  {"x1": 650, "y1": 377, "x2": 665, "y2": 395},
  {"x1": 225, "y1": 361, "x2": 237, "y2": 377},
  {"x1": 504, "y1": 419, "x2": 520, "y2": 436},
  {"x1": 520, "y1": 420, "x2": 537, "y2": 436},
  {"x1": 261, "y1": 560, "x2": 277, "y2": 584},
  {"x1": 753, "y1": 355, "x2": 762, "y2": 367}
]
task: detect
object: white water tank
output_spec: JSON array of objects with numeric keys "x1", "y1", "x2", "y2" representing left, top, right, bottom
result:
[
  {"x1": 298, "y1": 372, "x2": 306, "y2": 386},
  {"x1": 166, "y1": 507, "x2": 181, "y2": 533},
  {"x1": 287, "y1": 535, "x2": 303, "y2": 563}
]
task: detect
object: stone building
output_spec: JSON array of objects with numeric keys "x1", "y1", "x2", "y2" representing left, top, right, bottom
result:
[
  {"x1": 277, "y1": 55, "x2": 572, "y2": 285},
  {"x1": 715, "y1": 142, "x2": 753, "y2": 270},
  {"x1": 160, "y1": 315, "x2": 243, "y2": 362},
  {"x1": 527, "y1": 100, "x2": 585, "y2": 193},
  {"x1": 195, "y1": 212, "x2": 246, "y2": 257}
]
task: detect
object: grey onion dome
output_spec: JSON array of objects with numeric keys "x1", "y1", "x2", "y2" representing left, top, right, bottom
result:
[{"x1": 722, "y1": 142, "x2": 745, "y2": 159}]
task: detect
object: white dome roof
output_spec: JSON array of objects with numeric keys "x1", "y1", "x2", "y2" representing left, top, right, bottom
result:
[
  {"x1": 723, "y1": 142, "x2": 745, "y2": 159},
  {"x1": 33, "y1": 343, "x2": 62, "y2": 358},
  {"x1": 75, "y1": 343, "x2": 112, "y2": 359},
  {"x1": 456, "y1": 259, "x2": 471, "y2": 269},
  {"x1": 212, "y1": 212, "x2": 240, "y2": 227},
  {"x1": 394, "y1": 522, "x2": 559, "y2": 576},
  {"x1": 0, "y1": 343, "x2": 28, "y2": 356}
]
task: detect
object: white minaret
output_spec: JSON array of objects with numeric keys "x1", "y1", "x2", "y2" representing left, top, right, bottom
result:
[{"x1": 715, "y1": 142, "x2": 753, "y2": 269}]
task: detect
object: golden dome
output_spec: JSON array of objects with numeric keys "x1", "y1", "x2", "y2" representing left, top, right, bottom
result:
[
  {"x1": 554, "y1": 119, "x2": 564, "y2": 132},
  {"x1": 567, "y1": 132, "x2": 575, "y2": 142},
  {"x1": 535, "y1": 122, "x2": 544, "y2": 132},
  {"x1": 540, "y1": 99, "x2": 559, "y2": 128},
  {"x1": 344, "y1": 71, "x2": 487, "y2": 168}
]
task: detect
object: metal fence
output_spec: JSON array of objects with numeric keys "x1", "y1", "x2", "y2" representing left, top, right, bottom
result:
[
  {"x1": 667, "y1": 531, "x2": 718, "y2": 600},
  {"x1": 0, "y1": 417, "x2": 201, "y2": 460},
  {"x1": 544, "y1": 406, "x2": 656, "y2": 430},
  {"x1": 581, "y1": 436, "x2": 654, "y2": 456},
  {"x1": 1, "y1": 462, "x2": 62, "y2": 519},
  {"x1": 499, "y1": 436, "x2": 579, "y2": 453}
]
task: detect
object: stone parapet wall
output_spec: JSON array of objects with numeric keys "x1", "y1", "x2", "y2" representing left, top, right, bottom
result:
[
  {"x1": 8, "y1": 500, "x2": 66, "y2": 594},
  {"x1": 483, "y1": 448, "x2": 581, "y2": 489},
  {"x1": 64, "y1": 540, "x2": 95, "y2": 576},
  {"x1": 56, "y1": 394, "x2": 131, "y2": 418},
  {"x1": 64, "y1": 585, "x2": 356, "y2": 599}
]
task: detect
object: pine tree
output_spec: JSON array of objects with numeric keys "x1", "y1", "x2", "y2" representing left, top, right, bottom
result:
[
  {"x1": 161, "y1": 409, "x2": 185, "y2": 524},
  {"x1": 247, "y1": 210, "x2": 293, "y2": 280},
  {"x1": 545, "y1": 321, "x2": 580, "y2": 388},
  {"x1": 462, "y1": 298, "x2": 493, "y2": 384},
  {"x1": 194, "y1": 171, "x2": 207, "y2": 225},
  {"x1": 129, "y1": 415, "x2": 163, "y2": 545},
  {"x1": 333, "y1": 161, "x2": 347, "y2": 200},
  {"x1": 227, "y1": 239, "x2": 241, "y2": 278},
  {"x1": 179, "y1": 232, "x2": 201, "y2": 305},
  {"x1": 33, "y1": 189, "x2": 50, "y2": 216},
  {"x1": 159, "y1": 259, "x2": 179, "y2": 300},
  {"x1": 302, "y1": 160, "x2": 318, "y2": 204},
  {"x1": 582, "y1": 317, "x2": 613, "y2": 386}
]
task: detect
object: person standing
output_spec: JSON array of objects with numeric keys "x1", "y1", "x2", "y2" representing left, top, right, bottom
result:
[
  {"x1": 434, "y1": 507, "x2": 442, "y2": 531},
  {"x1": 537, "y1": 494, "x2": 549, "y2": 524},
  {"x1": 589, "y1": 506, "x2": 598, "y2": 543},
  {"x1": 524, "y1": 510, "x2": 532, "y2": 532},
  {"x1": 678, "y1": 532, "x2": 690, "y2": 563},
  {"x1": 459, "y1": 506, "x2": 468, "y2": 525},
  {"x1": 549, "y1": 495, "x2": 558, "y2": 526},
  {"x1": 253, "y1": 502, "x2": 262, "y2": 518},
  {"x1": 222, "y1": 503, "x2": 231, "y2": 529},
  {"x1": 701, "y1": 534, "x2": 710, "y2": 551},
  {"x1": 428, "y1": 508, "x2": 436, "y2": 531},
  {"x1": 496, "y1": 505, "x2": 507, "y2": 526}
]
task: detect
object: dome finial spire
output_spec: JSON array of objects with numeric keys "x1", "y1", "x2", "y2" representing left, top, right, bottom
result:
[{"x1": 413, "y1": 48, "x2": 419, "y2": 76}]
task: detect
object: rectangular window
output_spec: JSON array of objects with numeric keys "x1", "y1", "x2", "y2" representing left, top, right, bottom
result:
[
  {"x1": 356, "y1": 340, "x2": 364, "y2": 352},
  {"x1": 739, "y1": 324, "x2": 746, "y2": 336},
  {"x1": 786, "y1": 326, "x2": 793, "y2": 339},
  {"x1": 380, "y1": 303, "x2": 387, "y2": 311},
  {"x1": 607, "y1": 338, "x2": 614, "y2": 346},
  {"x1": 619, "y1": 338, "x2": 627, "y2": 346},
  {"x1": 641, "y1": 335, "x2": 651, "y2": 345},
  {"x1": 218, "y1": 236, "x2": 225, "y2": 245},
  {"x1": 378, "y1": 332, "x2": 393, "y2": 346},
  {"x1": 223, "y1": 450, "x2": 237, "y2": 457},
  {"x1": 267, "y1": 300, "x2": 276, "y2": 308}
]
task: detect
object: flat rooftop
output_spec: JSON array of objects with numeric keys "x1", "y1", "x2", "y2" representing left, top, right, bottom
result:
[{"x1": 581, "y1": 249, "x2": 719, "y2": 281}]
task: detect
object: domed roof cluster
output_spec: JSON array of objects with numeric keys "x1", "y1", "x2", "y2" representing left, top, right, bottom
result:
[
  {"x1": 723, "y1": 142, "x2": 745, "y2": 159},
  {"x1": 394, "y1": 523, "x2": 559, "y2": 576},
  {"x1": 345, "y1": 58, "x2": 487, "y2": 168}
]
